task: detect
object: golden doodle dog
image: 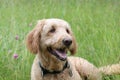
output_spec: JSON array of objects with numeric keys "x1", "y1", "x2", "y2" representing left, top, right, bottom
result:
[{"x1": 26, "y1": 18, "x2": 120, "y2": 80}]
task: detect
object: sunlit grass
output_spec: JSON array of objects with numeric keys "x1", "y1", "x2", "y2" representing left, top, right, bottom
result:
[{"x1": 0, "y1": 0, "x2": 120, "y2": 80}]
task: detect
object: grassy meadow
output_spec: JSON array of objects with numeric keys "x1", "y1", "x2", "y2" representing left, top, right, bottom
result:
[{"x1": 0, "y1": 0, "x2": 120, "y2": 80}]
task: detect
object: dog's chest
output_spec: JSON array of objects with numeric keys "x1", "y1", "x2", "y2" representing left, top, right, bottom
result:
[{"x1": 42, "y1": 69, "x2": 82, "y2": 80}]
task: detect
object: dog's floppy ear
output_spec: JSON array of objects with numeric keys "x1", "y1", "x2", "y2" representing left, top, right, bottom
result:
[
  {"x1": 26, "y1": 20, "x2": 45, "y2": 54},
  {"x1": 70, "y1": 33, "x2": 77, "y2": 55}
]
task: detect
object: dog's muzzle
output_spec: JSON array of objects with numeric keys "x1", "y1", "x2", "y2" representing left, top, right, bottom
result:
[
  {"x1": 47, "y1": 47, "x2": 67, "y2": 61},
  {"x1": 47, "y1": 38, "x2": 72, "y2": 61}
]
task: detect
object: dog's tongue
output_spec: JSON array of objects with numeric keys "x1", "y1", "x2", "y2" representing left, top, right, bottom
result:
[{"x1": 55, "y1": 50, "x2": 67, "y2": 59}]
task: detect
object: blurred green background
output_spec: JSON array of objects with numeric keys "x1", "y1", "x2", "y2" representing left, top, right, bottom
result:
[{"x1": 0, "y1": 0, "x2": 120, "y2": 80}]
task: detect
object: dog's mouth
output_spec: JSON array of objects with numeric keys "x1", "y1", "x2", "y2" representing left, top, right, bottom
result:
[{"x1": 47, "y1": 47, "x2": 67, "y2": 61}]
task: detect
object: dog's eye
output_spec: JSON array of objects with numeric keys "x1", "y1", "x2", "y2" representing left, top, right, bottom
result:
[
  {"x1": 49, "y1": 27, "x2": 55, "y2": 33},
  {"x1": 66, "y1": 29, "x2": 70, "y2": 34}
]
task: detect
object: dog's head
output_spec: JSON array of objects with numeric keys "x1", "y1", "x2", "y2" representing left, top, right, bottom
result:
[{"x1": 26, "y1": 19, "x2": 77, "y2": 61}]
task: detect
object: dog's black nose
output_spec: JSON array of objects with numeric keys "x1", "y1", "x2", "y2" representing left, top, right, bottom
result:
[{"x1": 63, "y1": 38, "x2": 72, "y2": 47}]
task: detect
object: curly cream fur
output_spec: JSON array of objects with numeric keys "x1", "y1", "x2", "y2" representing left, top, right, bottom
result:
[{"x1": 26, "y1": 18, "x2": 120, "y2": 80}]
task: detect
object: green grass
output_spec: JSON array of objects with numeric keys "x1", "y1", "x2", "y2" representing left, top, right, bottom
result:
[{"x1": 0, "y1": 0, "x2": 120, "y2": 80}]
